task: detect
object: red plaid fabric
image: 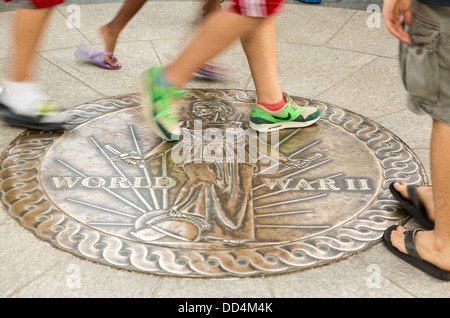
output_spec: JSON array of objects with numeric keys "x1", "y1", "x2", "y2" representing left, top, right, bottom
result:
[
  {"x1": 229, "y1": 0, "x2": 285, "y2": 17},
  {"x1": 3, "y1": 0, "x2": 64, "y2": 8}
]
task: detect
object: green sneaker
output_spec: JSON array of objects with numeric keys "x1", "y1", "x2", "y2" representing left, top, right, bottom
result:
[
  {"x1": 139, "y1": 66, "x2": 185, "y2": 141},
  {"x1": 249, "y1": 93, "x2": 321, "y2": 132}
]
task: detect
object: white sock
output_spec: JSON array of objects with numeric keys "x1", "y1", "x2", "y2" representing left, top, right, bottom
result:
[{"x1": 0, "y1": 80, "x2": 53, "y2": 116}]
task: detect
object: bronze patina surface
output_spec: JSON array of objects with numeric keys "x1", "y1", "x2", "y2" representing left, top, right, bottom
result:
[{"x1": 0, "y1": 90, "x2": 427, "y2": 277}]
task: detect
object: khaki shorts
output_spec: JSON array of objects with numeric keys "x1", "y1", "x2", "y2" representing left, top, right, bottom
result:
[{"x1": 400, "y1": 0, "x2": 450, "y2": 124}]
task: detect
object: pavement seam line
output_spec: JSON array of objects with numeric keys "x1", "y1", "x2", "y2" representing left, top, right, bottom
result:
[
  {"x1": 311, "y1": 55, "x2": 378, "y2": 101},
  {"x1": 4, "y1": 257, "x2": 70, "y2": 298},
  {"x1": 37, "y1": 53, "x2": 107, "y2": 98},
  {"x1": 55, "y1": 6, "x2": 94, "y2": 46},
  {"x1": 323, "y1": 9, "x2": 358, "y2": 47},
  {"x1": 353, "y1": 256, "x2": 418, "y2": 297},
  {"x1": 150, "y1": 40, "x2": 164, "y2": 66}
]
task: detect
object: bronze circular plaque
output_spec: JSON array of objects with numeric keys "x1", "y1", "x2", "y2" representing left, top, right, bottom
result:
[{"x1": 0, "y1": 90, "x2": 427, "y2": 277}]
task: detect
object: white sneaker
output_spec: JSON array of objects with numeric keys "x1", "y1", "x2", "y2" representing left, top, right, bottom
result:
[{"x1": 0, "y1": 80, "x2": 73, "y2": 130}]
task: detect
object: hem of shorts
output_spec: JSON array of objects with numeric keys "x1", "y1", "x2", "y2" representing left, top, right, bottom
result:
[
  {"x1": 7, "y1": 0, "x2": 65, "y2": 9},
  {"x1": 228, "y1": 4, "x2": 281, "y2": 17},
  {"x1": 419, "y1": 107, "x2": 450, "y2": 126}
]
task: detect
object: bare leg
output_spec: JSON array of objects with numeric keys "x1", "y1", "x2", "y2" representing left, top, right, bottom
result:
[
  {"x1": 100, "y1": 0, "x2": 146, "y2": 67},
  {"x1": 165, "y1": 10, "x2": 266, "y2": 87},
  {"x1": 1, "y1": 7, "x2": 72, "y2": 128},
  {"x1": 10, "y1": 7, "x2": 53, "y2": 82},
  {"x1": 430, "y1": 119, "x2": 450, "y2": 251},
  {"x1": 203, "y1": 0, "x2": 222, "y2": 17},
  {"x1": 240, "y1": 15, "x2": 282, "y2": 104},
  {"x1": 391, "y1": 119, "x2": 450, "y2": 272}
]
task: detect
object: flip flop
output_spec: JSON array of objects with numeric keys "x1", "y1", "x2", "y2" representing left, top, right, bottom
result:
[
  {"x1": 75, "y1": 45, "x2": 122, "y2": 70},
  {"x1": 389, "y1": 182, "x2": 434, "y2": 230},
  {"x1": 383, "y1": 225, "x2": 450, "y2": 281}
]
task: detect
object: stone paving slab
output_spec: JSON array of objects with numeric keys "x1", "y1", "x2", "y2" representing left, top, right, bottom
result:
[{"x1": 0, "y1": 1, "x2": 449, "y2": 298}]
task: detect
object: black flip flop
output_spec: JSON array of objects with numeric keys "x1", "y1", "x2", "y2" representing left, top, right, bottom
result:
[
  {"x1": 389, "y1": 182, "x2": 434, "y2": 230},
  {"x1": 383, "y1": 225, "x2": 450, "y2": 281}
]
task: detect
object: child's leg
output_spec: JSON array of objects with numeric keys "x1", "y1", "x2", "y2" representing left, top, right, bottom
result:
[
  {"x1": 165, "y1": 9, "x2": 266, "y2": 88},
  {"x1": 202, "y1": 0, "x2": 222, "y2": 18},
  {"x1": 100, "y1": 0, "x2": 146, "y2": 67},
  {"x1": 10, "y1": 7, "x2": 53, "y2": 82},
  {"x1": 140, "y1": 0, "x2": 319, "y2": 140},
  {"x1": 140, "y1": 9, "x2": 266, "y2": 141},
  {"x1": 0, "y1": 4, "x2": 72, "y2": 130},
  {"x1": 240, "y1": 15, "x2": 283, "y2": 105}
]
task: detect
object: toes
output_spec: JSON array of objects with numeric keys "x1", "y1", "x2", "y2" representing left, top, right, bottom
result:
[
  {"x1": 390, "y1": 226, "x2": 408, "y2": 254},
  {"x1": 103, "y1": 55, "x2": 119, "y2": 67},
  {"x1": 393, "y1": 182, "x2": 409, "y2": 199}
]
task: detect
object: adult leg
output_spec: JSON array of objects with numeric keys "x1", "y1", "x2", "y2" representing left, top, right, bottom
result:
[
  {"x1": 429, "y1": 119, "x2": 450, "y2": 251},
  {"x1": 390, "y1": 119, "x2": 450, "y2": 272}
]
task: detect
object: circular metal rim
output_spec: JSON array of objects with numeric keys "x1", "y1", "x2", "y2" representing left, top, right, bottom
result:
[{"x1": 0, "y1": 90, "x2": 427, "y2": 278}]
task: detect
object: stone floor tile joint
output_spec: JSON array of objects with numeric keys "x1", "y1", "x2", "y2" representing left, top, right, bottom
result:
[
  {"x1": 323, "y1": 10, "x2": 358, "y2": 47},
  {"x1": 311, "y1": 55, "x2": 378, "y2": 101}
]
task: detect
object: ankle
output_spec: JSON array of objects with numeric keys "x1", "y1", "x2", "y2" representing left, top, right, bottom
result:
[
  {"x1": 164, "y1": 65, "x2": 185, "y2": 88},
  {"x1": 435, "y1": 235, "x2": 450, "y2": 253},
  {"x1": 258, "y1": 96, "x2": 286, "y2": 111},
  {"x1": 3, "y1": 79, "x2": 38, "y2": 92},
  {"x1": 9, "y1": 71, "x2": 33, "y2": 82},
  {"x1": 0, "y1": 80, "x2": 50, "y2": 115},
  {"x1": 101, "y1": 23, "x2": 120, "y2": 39}
]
